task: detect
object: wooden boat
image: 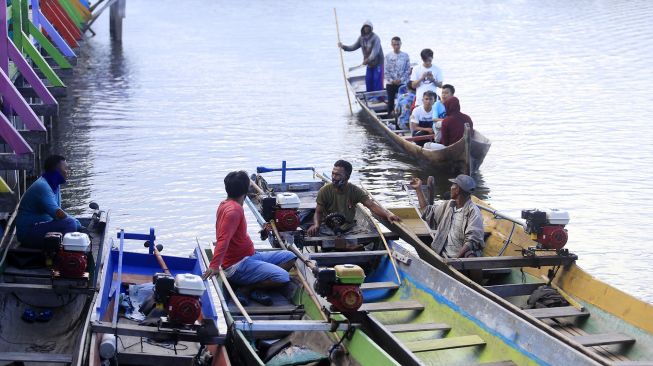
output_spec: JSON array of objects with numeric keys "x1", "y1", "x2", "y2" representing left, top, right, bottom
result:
[
  {"x1": 0, "y1": 203, "x2": 108, "y2": 365},
  {"x1": 346, "y1": 73, "x2": 491, "y2": 175},
  {"x1": 378, "y1": 187, "x2": 653, "y2": 366},
  {"x1": 237, "y1": 162, "x2": 603, "y2": 365},
  {"x1": 87, "y1": 228, "x2": 230, "y2": 366}
]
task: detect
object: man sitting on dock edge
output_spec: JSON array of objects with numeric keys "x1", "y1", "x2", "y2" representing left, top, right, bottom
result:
[
  {"x1": 410, "y1": 174, "x2": 484, "y2": 258},
  {"x1": 203, "y1": 171, "x2": 296, "y2": 306},
  {"x1": 16, "y1": 155, "x2": 82, "y2": 249}
]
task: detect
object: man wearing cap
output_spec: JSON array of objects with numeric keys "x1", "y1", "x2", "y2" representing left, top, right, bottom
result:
[{"x1": 409, "y1": 174, "x2": 485, "y2": 258}]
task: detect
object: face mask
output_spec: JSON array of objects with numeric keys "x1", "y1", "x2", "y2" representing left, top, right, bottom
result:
[{"x1": 332, "y1": 178, "x2": 346, "y2": 189}]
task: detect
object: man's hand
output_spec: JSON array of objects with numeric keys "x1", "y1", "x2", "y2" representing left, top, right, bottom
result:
[
  {"x1": 202, "y1": 267, "x2": 219, "y2": 280},
  {"x1": 337, "y1": 42, "x2": 342, "y2": 48},
  {"x1": 362, "y1": 58, "x2": 369, "y2": 65},
  {"x1": 307, "y1": 224, "x2": 320, "y2": 237},
  {"x1": 409, "y1": 177, "x2": 422, "y2": 190},
  {"x1": 386, "y1": 212, "x2": 402, "y2": 224},
  {"x1": 393, "y1": 79, "x2": 401, "y2": 85}
]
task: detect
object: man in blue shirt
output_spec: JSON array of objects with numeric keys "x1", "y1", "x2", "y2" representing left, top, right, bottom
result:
[{"x1": 16, "y1": 155, "x2": 81, "y2": 248}]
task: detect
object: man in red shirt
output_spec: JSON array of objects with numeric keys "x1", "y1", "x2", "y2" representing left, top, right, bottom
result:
[{"x1": 202, "y1": 171, "x2": 296, "y2": 306}]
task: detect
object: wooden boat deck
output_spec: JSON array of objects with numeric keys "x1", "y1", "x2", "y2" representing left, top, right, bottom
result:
[{"x1": 381, "y1": 198, "x2": 653, "y2": 365}]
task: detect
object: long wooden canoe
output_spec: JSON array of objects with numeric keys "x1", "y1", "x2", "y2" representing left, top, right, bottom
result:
[
  {"x1": 241, "y1": 163, "x2": 604, "y2": 365},
  {"x1": 379, "y1": 192, "x2": 653, "y2": 366},
  {"x1": 87, "y1": 228, "x2": 230, "y2": 366},
  {"x1": 0, "y1": 204, "x2": 109, "y2": 365},
  {"x1": 346, "y1": 74, "x2": 491, "y2": 175}
]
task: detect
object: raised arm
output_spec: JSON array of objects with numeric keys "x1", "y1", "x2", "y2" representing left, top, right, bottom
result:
[
  {"x1": 409, "y1": 178, "x2": 428, "y2": 211},
  {"x1": 340, "y1": 37, "x2": 361, "y2": 52}
]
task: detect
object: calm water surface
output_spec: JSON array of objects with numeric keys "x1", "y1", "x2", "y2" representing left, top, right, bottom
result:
[{"x1": 51, "y1": 0, "x2": 653, "y2": 302}]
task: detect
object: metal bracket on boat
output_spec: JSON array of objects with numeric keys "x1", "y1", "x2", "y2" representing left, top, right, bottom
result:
[{"x1": 392, "y1": 250, "x2": 412, "y2": 265}]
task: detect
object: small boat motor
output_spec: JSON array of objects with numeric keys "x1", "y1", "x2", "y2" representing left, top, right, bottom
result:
[
  {"x1": 521, "y1": 209, "x2": 570, "y2": 250},
  {"x1": 314, "y1": 264, "x2": 365, "y2": 312},
  {"x1": 153, "y1": 273, "x2": 206, "y2": 325},
  {"x1": 54, "y1": 232, "x2": 90, "y2": 278},
  {"x1": 261, "y1": 193, "x2": 301, "y2": 232}
]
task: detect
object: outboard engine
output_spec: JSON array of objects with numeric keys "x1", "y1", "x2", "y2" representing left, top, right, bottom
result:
[
  {"x1": 314, "y1": 264, "x2": 365, "y2": 312},
  {"x1": 153, "y1": 273, "x2": 206, "y2": 325},
  {"x1": 521, "y1": 209, "x2": 570, "y2": 250},
  {"x1": 261, "y1": 193, "x2": 301, "y2": 232},
  {"x1": 54, "y1": 232, "x2": 90, "y2": 278}
]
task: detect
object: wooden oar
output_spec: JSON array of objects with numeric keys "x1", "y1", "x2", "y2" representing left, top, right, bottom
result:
[
  {"x1": 348, "y1": 64, "x2": 364, "y2": 72},
  {"x1": 358, "y1": 202, "x2": 402, "y2": 285},
  {"x1": 333, "y1": 8, "x2": 353, "y2": 115}
]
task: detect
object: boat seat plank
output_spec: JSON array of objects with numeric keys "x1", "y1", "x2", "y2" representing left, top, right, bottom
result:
[
  {"x1": 231, "y1": 305, "x2": 303, "y2": 315},
  {"x1": 484, "y1": 283, "x2": 545, "y2": 297},
  {"x1": 404, "y1": 134, "x2": 435, "y2": 142},
  {"x1": 0, "y1": 352, "x2": 72, "y2": 362},
  {"x1": 385, "y1": 323, "x2": 451, "y2": 333},
  {"x1": 361, "y1": 281, "x2": 399, "y2": 290},
  {"x1": 446, "y1": 254, "x2": 578, "y2": 270},
  {"x1": 570, "y1": 333, "x2": 636, "y2": 347},
  {"x1": 523, "y1": 306, "x2": 590, "y2": 319},
  {"x1": 406, "y1": 335, "x2": 486, "y2": 352},
  {"x1": 304, "y1": 233, "x2": 399, "y2": 245},
  {"x1": 307, "y1": 250, "x2": 389, "y2": 265},
  {"x1": 482, "y1": 268, "x2": 512, "y2": 278},
  {"x1": 360, "y1": 300, "x2": 424, "y2": 312}
]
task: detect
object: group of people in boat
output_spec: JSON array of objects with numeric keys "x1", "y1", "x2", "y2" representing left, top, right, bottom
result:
[
  {"x1": 198, "y1": 160, "x2": 484, "y2": 306},
  {"x1": 338, "y1": 21, "x2": 475, "y2": 150},
  {"x1": 15, "y1": 155, "x2": 484, "y2": 307}
]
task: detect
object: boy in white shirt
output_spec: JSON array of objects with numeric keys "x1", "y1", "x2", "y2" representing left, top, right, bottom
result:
[
  {"x1": 410, "y1": 91, "x2": 437, "y2": 143},
  {"x1": 410, "y1": 49, "x2": 443, "y2": 107}
]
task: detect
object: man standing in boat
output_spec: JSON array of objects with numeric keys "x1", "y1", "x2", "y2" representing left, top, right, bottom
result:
[
  {"x1": 16, "y1": 155, "x2": 82, "y2": 248},
  {"x1": 384, "y1": 36, "x2": 411, "y2": 116},
  {"x1": 307, "y1": 160, "x2": 401, "y2": 240},
  {"x1": 410, "y1": 48, "x2": 443, "y2": 108},
  {"x1": 338, "y1": 21, "x2": 384, "y2": 92},
  {"x1": 410, "y1": 174, "x2": 484, "y2": 258},
  {"x1": 203, "y1": 171, "x2": 296, "y2": 306}
]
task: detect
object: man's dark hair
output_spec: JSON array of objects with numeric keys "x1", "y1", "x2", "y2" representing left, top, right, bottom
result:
[
  {"x1": 442, "y1": 84, "x2": 455, "y2": 95},
  {"x1": 224, "y1": 171, "x2": 250, "y2": 198},
  {"x1": 391, "y1": 36, "x2": 401, "y2": 42},
  {"x1": 44, "y1": 155, "x2": 66, "y2": 172},
  {"x1": 423, "y1": 90, "x2": 437, "y2": 99},
  {"x1": 334, "y1": 160, "x2": 353, "y2": 178},
  {"x1": 420, "y1": 48, "x2": 434, "y2": 61}
]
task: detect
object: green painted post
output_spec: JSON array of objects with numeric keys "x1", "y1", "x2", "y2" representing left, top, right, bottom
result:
[
  {"x1": 28, "y1": 23, "x2": 72, "y2": 69},
  {"x1": 58, "y1": 0, "x2": 84, "y2": 28},
  {"x1": 11, "y1": 1, "x2": 22, "y2": 50},
  {"x1": 11, "y1": 0, "x2": 65, "y2": 87}
]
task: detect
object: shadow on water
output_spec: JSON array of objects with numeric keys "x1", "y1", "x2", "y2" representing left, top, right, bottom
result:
[{"x1": 49, "y1": 40, "x2": 130, "y2": 216}]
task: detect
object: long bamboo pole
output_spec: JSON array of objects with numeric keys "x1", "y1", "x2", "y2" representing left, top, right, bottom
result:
[{"x1": 333, "y1": 8, "x2": 353, "y2": 115}]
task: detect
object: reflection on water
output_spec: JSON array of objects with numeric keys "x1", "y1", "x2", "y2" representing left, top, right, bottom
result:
[{"x1": 49, "y1": 0, "x2": 653, "y2": 302}]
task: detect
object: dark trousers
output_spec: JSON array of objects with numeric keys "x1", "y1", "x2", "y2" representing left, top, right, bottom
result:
[
  {"x1": 19, "y1": 217, "x2": 78, "y2": 249},
  {"x1": 386, "y1": 83, "x2": 400, "y2": 114}
]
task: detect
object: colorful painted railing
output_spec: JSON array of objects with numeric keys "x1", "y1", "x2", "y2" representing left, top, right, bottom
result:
[{"x1": 0, "y1": 0, "x2": 104, "y2": 204}]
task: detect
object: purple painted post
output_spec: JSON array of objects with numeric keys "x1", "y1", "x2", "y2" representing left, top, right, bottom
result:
[
  {"x1": 0, "y1": 69, "x2": 46, "y2": 132},
  {"x1": 0, "y1": 0, "x2": 9, "y2": 74},
  {"x1": 8, "y1": 42, "x2": 57, "y2": 105},
  {"x1": 0, "y1": 113, "x2": 32, "y2": 154}
]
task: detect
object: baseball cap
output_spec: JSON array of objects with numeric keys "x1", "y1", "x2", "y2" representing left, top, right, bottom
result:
[{"x1": 448, "y1": 174, "x2": 476, "y2": 193}]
